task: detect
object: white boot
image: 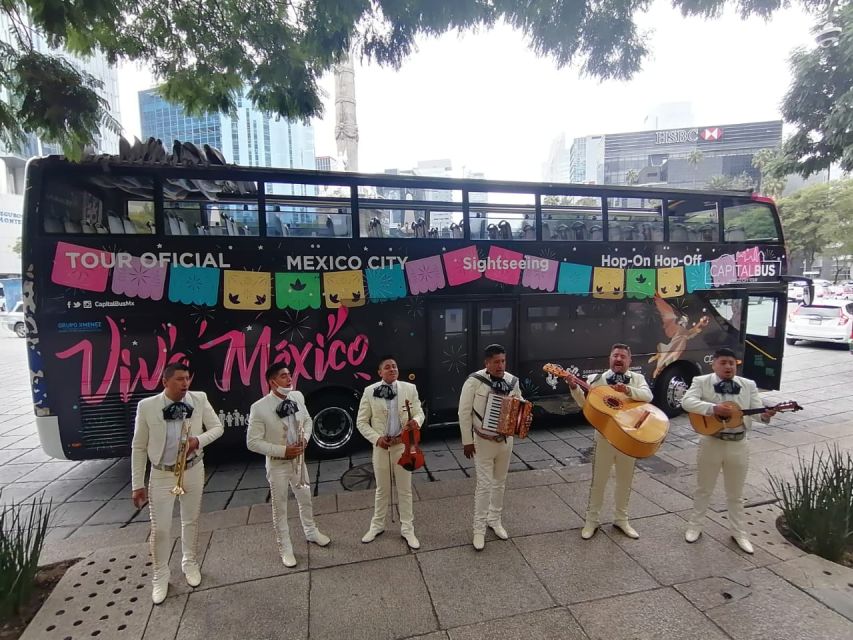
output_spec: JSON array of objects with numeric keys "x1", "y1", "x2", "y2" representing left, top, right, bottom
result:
[{"x1": 151, "y1": 568, "x2": 170, "y2": 605}]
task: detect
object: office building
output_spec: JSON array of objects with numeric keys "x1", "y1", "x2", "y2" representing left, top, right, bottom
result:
[{"x1": 569, "y1": 135, "x2": 605, "y2": 184}]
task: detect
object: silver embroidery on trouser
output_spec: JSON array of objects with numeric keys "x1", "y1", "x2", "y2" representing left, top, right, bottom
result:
[
  {"x1": 688, "y1": 436, "x2": 749, "y2": 537},
  {"x1": 585, "y1": 432, "x2": 636, "y2": 525},
  {"x1": 370, "y1": 443, "x2": 414, "y2": 534},
  {"x1": 472, "y1": 434, "x2": 513, "y2": 535},
  {"x1": 267, "y1": 460, "x2": 319, "y2": 556},
  {"x1": 147, "y1": 462, "x2": 205, "y2": 575}
]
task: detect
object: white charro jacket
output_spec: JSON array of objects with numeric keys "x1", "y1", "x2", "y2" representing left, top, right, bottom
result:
[
  {"x1": 356, "y1": 380, "x2": 425, "y2": 446},
  {"x1": 569, "y1": 369, "x2": 653, "y2": 408},
  {"x1": 131, "y1": 390, "x2": 224, "y2": 490},
  {"x1": 681, "y1": 374, "x2": 766, "y2": 431},
  {"x1": 458, "y1": 369, "x2": 524, "y2": 446},
  {"x1": 246, "y1": 390, "x2": 312, "y2": 460}
]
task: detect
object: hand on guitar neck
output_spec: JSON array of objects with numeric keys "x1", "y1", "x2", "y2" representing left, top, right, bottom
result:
[{"x1": 713, "y1": 403, "x2": 776, "y2": 423}]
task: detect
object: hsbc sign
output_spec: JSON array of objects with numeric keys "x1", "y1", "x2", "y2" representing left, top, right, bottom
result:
[
  {"x1": 654, "y1": 127, "x2": 724, "y2": 144},
  {"x1": 700, "y1": 127, "x2": 723, "y2": 141}
]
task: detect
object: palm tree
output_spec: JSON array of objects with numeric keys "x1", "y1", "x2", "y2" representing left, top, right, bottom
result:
[
  {"x1": 687, "y1": 149, "x2": 704, "y2": 187},
  {"x1": 625, "y1": 169, "x2": 639, "y2": 185}
]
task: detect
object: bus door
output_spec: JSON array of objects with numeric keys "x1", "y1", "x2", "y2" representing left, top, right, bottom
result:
[
  {"x1": 427, "y1": 301, "x2": 517, "y2": 413},
  {"x1": 742, "y1": 292, "x2": 787, "y2": 390}
]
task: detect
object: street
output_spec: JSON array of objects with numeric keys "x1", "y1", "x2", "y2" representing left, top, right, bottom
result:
[{"x1": 0, "y1": 328, "x2": 851, "y2": 543}]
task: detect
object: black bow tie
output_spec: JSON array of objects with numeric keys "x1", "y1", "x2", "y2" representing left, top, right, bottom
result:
[
  {"x1": 163, "y1": 401, "x2": 193, "y2": 421},
  {"x1": 489, "y1": 376, "x2": 512, "y2": 395},
  {"x1": 606, "y1": 373, "x2": 630, "y2": 385},
  {"x1": 276, "y1": 398, "x2": 298, "y2": 418},
  {"x1": 374, "y1": 384, "x2": 396, "y2": 400},
  {"x1": 714, "y1": 380, "x2": 741, "y2": 395}
]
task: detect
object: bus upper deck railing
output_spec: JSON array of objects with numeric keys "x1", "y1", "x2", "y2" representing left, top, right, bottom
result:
[{"x1": 27, "y1": 155, "x2": 783, "y2": 245}]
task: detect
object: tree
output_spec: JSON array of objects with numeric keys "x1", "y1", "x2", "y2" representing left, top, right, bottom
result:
[
  {"x1": 0, "y1": 0, "x2": 830, "y2": 157},
  {"x1": 705, "y1": 173, "x2": 755, "y2": 191},
  {"x1": 775, "y1": 2, "x2": 853, "y2": 177},
  {"x1": 625, "y1": 169, "x2": 640, "y2": 186},
  {"x1": 10, "y1": 237, "x2": 21, "y2": 256},
  {"x1": 778, "y1": 179, "x2": 853, "y2": 273},
  {"x1": 751, "y1": 147, "x2": 787, "y2": 200},
  {"x1": 686, "y1": 149, "x2": 704, "y2": 187}
]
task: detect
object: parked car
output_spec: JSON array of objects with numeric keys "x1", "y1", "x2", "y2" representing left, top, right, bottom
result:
[
  {"x1": 786, "y1": 299, "x2": 853, "y2": 345},
  {"x1": 0, "y1": 301, "x2": 25, "y2": 338}
]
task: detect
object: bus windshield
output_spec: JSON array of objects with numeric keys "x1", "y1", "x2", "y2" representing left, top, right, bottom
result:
[{"x1": 21, "y1": 151, "x2": 788, "y2": 460}]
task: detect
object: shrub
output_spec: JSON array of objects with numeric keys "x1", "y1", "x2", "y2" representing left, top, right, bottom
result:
[
  {"x1": 0, "y1": 492, "x2": 52, "y2": 619},
  {"x1": 768, "y1": 445, "x2": 853, "y2": 563}
]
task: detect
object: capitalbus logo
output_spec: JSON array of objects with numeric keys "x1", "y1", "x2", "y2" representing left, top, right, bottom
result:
[{"x1": 700, "y1": 127, "x2": 723, "y2": 141}]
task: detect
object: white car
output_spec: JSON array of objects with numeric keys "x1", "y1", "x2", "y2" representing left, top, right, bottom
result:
[{"x1": 786, "y1": 299, "x2": 853, "y2": 345}]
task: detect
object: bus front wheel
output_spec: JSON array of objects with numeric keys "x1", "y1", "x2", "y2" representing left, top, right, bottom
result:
[
  {"x1": 308, "y1": 390, "x2": 359, "y2": 458},
  {"x1": 13, "y1": 322, "x2": 26, "y2": 338},
  {"x1": 654, "y1": 365, "x2": 695, "y2": 418}
]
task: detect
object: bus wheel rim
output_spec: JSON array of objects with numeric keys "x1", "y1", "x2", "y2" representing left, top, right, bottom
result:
[
  {"x1": 666, "y1": 375, "x2": 688, "y2": 410},
  {"x1": 312, "y1": 406, "x2": 354, "y2": 450}
]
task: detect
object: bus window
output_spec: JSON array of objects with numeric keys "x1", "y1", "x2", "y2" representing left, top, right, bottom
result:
[
  {"x1": 126, "y1": 201, "x2": 156, "y2": 234},
  {"x1": 468, "y1": 193, "x2": 535, "y2": 241},
  {"x1": 42, "y1": 180, "x2": 153, "y2": 235},
  {"x1": 667, "y1": 199, "x2": 719, "y2": 242},
  {"x1": 606, "y1": 198, "x2": 662, "y2": 242},
  {"x1": 211, "y1": 203, "x2": 259, "y2": 236},
  {"x1": 542, "y1": 197, "x2": 603, "y2": 241},
  {"x1": 723, "y1": 202, "x2": 779, "y2": 242},
  {"x1": 358, "y1": 207, "x2": 461, "y2": 239},
  {"x1": 268, "y1": 204, "x2": 351, "y2": 238}
]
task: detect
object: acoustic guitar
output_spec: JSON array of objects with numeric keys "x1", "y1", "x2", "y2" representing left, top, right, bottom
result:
[
  {"x1": 543, "y1": 364, "x2": 669, "y2": 459},
  {"x1": 688, "y1": 400, "x2": 803, "y2": 436}
]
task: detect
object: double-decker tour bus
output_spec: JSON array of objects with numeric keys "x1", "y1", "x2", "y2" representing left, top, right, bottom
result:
[{"x1": 21, "y1": 145, "x2": 792, "y2": 460}]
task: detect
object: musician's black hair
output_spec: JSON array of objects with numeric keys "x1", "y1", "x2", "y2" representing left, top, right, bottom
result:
[
  {"x1": 163, "y1": 362, "x2": 191, "y2": 380},
  {"x1": 713, "y1": 348, "x2": 738, "y2": 360},
  {"x1": 377, "y1": 354, "x2": 397, "y2": 369},
  {"x1": 483, "y1": 344, "x2": 506, "y2": 359},
  {"x1": 611, "y1": 343, "x2": 631, "y2": 353},
  {"x1": 264, "y1": 362, "x2": 291, "y2": 382}
]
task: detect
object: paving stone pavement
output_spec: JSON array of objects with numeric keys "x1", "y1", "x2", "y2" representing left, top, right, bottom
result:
[
  {"x1": 2, "y1": 334, "x2": 853, "y2": 637},
  {"x1": 23, "y1": 465, "x2": 853, "y2": 640}
]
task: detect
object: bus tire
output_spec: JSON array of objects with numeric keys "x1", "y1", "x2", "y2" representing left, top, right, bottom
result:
[
  {"x1": 653, "y1": 364, "x2": 696, "y2": 418},
  {"x1": 13, "y1": 322, "x2": 26, "y2": 338},
  {"x1": 307, "y1": 389, "x2": 359, "y2": 458},
  {"x1": 785, "y1": 338, "x2": 797, "y2": 345}
]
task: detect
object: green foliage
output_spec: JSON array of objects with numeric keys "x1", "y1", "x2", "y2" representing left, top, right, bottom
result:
[
  {"x1": 768, "y1": 445, "x2": 853, "y2": 563},
  {"x1": 751, "y1": 147, "x2": 786, "y2": 200},
  {"x1": 0, "y1": 1, "x2": 831, "y2": 157},
  {"x1": 778, "y1": 179, "x2": 853, "y2": 268},
  {"x1": 0, "y1": 492, "x2": 52, "y2": 619},
  {"x1": 10, "y1": 236, "x2": 21, "y2": 256},
  {"x1": 775, "y1": 2, "x2": 853, "y2": 177},
  {"x1": 705, "y1": 172, "x2": 756, "y2": 191}
]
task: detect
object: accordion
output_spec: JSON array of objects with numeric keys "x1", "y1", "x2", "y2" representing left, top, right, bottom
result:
[{"x1": 482, "y1": 394, "x2": 533, "y2": 439}]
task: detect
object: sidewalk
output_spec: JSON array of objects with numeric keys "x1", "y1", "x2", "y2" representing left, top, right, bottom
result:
[{"x1": 26, "y1": 443, "x2": 853, "y2": 640}]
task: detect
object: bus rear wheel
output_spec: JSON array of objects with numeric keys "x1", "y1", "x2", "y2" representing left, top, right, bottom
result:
[
  {"x1": 13, "y1": 322, "x2": 26, "y2": 338},
  {"x1": 308, "y1": 390, "x2": 359, "y2": 458},
  {"x1": 654, "y1": 365, "x2": 695, "y2": 418}
]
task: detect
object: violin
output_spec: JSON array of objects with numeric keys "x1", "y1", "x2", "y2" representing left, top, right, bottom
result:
[{"x1": 397, "y1": 399, "x2": 425, "y2": 471}]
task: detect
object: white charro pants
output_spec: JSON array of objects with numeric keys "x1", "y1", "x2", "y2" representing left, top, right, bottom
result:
[
  {"x1": 473, "y1": 434, "x2": 513, "y2": 535},
  {"x1": 267, "y1": 459, "x2": 319, "y2": 556},
  {"x1": 586, "y1": 432, "x2": 636, "y2": 526},
  {"x1": 148, "y1": 461, "x2": 205, "y2": 575},
  {"x1": 688, "y1": 435, "x2": 749, "y2": 537},
  {"x1": 370, "y1": 442, "x2": 414, "y2": 535}
]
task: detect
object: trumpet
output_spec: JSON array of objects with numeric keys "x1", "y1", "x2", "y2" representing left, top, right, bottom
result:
[
  {"x1": 292, "y1": 421, "x2": 310, "y2": 489},
  {"x1": 170, "y1": 418, "x2": 191, "y2": 496}
]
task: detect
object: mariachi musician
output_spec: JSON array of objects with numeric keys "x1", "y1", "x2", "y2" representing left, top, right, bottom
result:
[
  {"x1": 681, "y1": 348, "x2": 776, "y2": 554},
  {"x1": 247, "y1": 363, "x2": 331, "y2": 568},
  {"x1": 356, "y1": 355, "x2": 424, "y2": 550},
  {"x1": 459, "y1": 343, "x2": 530, "y2": 551},
  {"x1": 130, "y1": 363, "x2": 223, "y2": 605},
  {"x1": 567, "y1": 343, "x2": 652, "y2": 540}
]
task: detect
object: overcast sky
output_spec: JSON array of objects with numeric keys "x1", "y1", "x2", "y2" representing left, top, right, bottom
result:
[{"x1": 117, "y1": 0, "x2": 816, "y2": 182}]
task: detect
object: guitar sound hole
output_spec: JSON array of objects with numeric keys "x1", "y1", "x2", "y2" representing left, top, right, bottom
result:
[{"x1": 604, "y1": 396, "x2": 622, "y2": 410}]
